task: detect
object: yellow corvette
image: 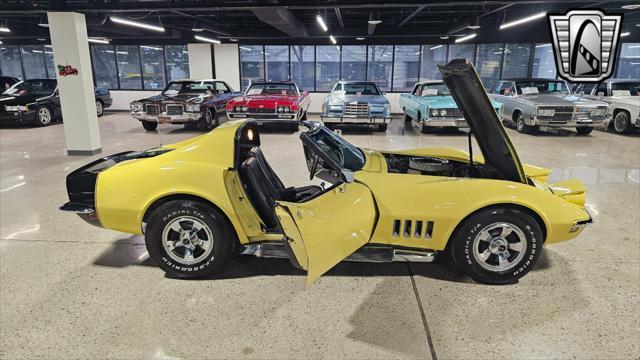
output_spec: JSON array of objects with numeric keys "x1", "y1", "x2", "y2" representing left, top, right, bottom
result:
[{"x1": 61, "y1": 60, "x2": 591, "y2": 285}]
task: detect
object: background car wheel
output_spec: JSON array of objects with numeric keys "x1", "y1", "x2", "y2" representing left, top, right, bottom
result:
[
  {"x1": 404, "y1": 110, "x2": 411, "y2": 122},
  {"x1": 420, "y1": 124, "x2": 435, "y2": 134},
  {"x1": 377, "y1": 124, "x2": 388, "y2": 132},
  {"x1": 141, "y1": 120, "x2": 158, "y2": 131},
  {"x1": 145, "y1": 200, "x2": 234, "y2": 279},
  {"x1": 95, "y1": 100, "x2": 104, "y2": 117},
  {"x1": 198, "y1": 109, "x2": 216, "y2": 131},
  {"x1": 34, "y1": 105, "x2": 52, "y2": 126},
  {"x1": 290, "y1": 123, "x2": 299, "y2": 132},
  {"x1": 576, "y1": 127, "x2": 593, "y2": 135},
  {"x1": 612, "y1": 111, "x2": 632, "y2": 134},
  {"x1": 450, "y1": 207, "x2": 543, "y2": 285},
  {"x1": 515, "y1": 113, "x2": 535, "y2": 134}
]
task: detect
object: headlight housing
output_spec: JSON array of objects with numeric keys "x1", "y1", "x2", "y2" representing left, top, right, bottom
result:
[
  {"x1": 329, "y1": 105, "x2": 343, "y2": 112},
  {"x1": 185, "y1": 104, "x2": 200, "y2": 112},
  {"x1": 590, "y1": 107, "x2": 607, "y2": 117},
  {"x1": 130, "y1": 102, "x2": 143, "y2": 112},
  {"x1": 537, "y1": 108, "x2": 555, "y2": 116},
  {"x1": 4, "y1": 105, "x2": 28, "y2": 112},
  {"x1": 234, "y1": 105, "x2": 248, "y2": 112},
  {"x1": 277, "y1": 106, "x2": 292, "y2": 113}
]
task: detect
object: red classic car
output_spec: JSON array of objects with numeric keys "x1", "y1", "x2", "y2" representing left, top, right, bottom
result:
[{"x1": 226, "y1": 81, "x2": 311, "y2": 131}]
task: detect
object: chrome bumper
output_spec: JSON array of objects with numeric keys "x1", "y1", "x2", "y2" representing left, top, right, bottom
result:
[
  {"x1": 226, "y1": 112, "x2": 300, "y2": 122},
  {"x1": 422, "y1": 117, "x2": 468, "y2": 128},
  {"x1": 131, "y1": 111, "x2": 202, "y2": 123},
  {"x1": 527, "y1": 114, "x2": 610, "y2": 128},
  {"x1": 321, "y1": 115, "x2": 391, "y2": 124}
]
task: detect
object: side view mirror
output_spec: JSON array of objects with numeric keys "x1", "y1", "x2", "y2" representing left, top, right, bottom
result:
[
  {"x1": 303, "y1": 90, "x2": 309, "y2": 96},
  {"x1": 341, "y1": 169, "x2": 354, "y2": 183}
]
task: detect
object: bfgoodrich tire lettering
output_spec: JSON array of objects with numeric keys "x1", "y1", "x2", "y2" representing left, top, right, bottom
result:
[
  {"x1": 451, "y1": 208, "x2": 543, "y2": 284},
  {"x1": 145, "y1": 200, "x2": 233, "y2": 278}
]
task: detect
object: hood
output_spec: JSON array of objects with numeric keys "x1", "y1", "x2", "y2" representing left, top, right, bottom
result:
[
  {"x1": 0, "y1": 93, "x2": 47, "y2": 106},
  {"x1": 422, "y1": 95, "x2": 502, "y2": 110},
  {"x1": 439, "y1": 59, "x2": 526, "y2": 184},
  {"x1": 609, "y1": 96, "x2": 640, "y2": 108},
  {"x1": 520, "y1": 93, "x2": 609, "y2": 107},
  {"x1": 326, "y1": 94, "x2": 389, "y2": 105},
  {"x1": 139, "y1": 93, "x2": 209, "y2": 104},
  {"x1": 230, "y1": 94, "x2": 298, "y2": 107}
]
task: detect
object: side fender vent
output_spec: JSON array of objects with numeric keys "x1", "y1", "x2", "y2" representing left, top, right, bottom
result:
[{"x1": 391, "y1": 219, "x2": 434, "y2": 239}]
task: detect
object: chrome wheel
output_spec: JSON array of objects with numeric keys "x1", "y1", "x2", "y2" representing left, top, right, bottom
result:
[
  {"x1": 96, "y1": 100, "x2": 103, "y2": 116},
  {"x1": 614, "y1": 112, "x2": 629, "y2": 133},
  {"x1": 472, "y1": 222, "x2": 527, "y2": 272},
  {"x1": 205, "y1": 110, "x2": 214, "y2": 129},
  {"x1": 38, "y1": 107, "x2": 52, "y2": 125},
  {"x1": 161, "y1": 216, "x2": 214, "y2": 265},
  {"x1": 516, "y1": 115, "x2": 524, "y2": 132}
]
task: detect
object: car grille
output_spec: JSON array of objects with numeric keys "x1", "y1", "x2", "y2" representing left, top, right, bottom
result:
[
  {"x1": 432, "y1": 108, "x2": 463, "y2": 117},
  {"x1": 247, "y1": 107, "x2": 275, "y2": 114},
  {"x1": 345, "y1": 103, "x2": 369, "y2": 117},
  {"x1": 165, "y1": 104, "x2": 184, "y2": 116},
  {"x1": 145, "y1": 104, "x2": 160, "y2": 116},
  {"x1": 538, "y1": 106, "x2": 574, "y2": 121}
]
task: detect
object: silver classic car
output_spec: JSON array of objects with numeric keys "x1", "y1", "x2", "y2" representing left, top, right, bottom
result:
[
  {"x1": 489, "y1": 78, "x2": 611, "y2": 135},
  {"x1": 321, "y1": 81, "x2": 391, "y2": 131},
  {"x1": 576, "y1": 79, "x2": 640, "y2": 134}
]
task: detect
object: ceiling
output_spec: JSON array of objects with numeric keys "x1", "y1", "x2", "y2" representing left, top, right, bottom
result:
[{"x1": 0, "y1": 0, "x2": 638, "y2": 45}]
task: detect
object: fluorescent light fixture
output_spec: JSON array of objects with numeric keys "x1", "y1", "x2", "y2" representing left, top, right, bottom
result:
[
  {"x1": 455, "y1": 34, "x2": 476, "y2": 43},
  {"x1": 316, "y1": 15, "x2": 328, "y2": 32},
  {"x1": 111, "y1": 16, "x2": 165, "y2": 32},
  {"x1": 240, "y1": 46, "x2": 252, "y2": 51},
  {"x1": 368, "y1": 11, "x2": 382, "y2": 25},
  {"x1": 356, "y1": 37, "x2": 365, "y2": 40},
  {"x1": 32, "y1": 50, "x2": 43, "y2": 53},
  {"x1": 0, "y1": 26, "x2": 10, "y2": 33},
  {"x1": 191, "y1": 27, "x2": 205, "y2": 32},
  {"x1": 0, "y1": 41, "x2": 3, "y2": 45},
  {"x1": 622, "y1": 4, "x2": 640, "y2": 9},
  {"x1": 38, "y1": 23, "x2": 49, "y2": 28},
  {"x1": 621, "y1": 32, "x2": 630, "y2": 37},
  {"x1": 141, "y1": 45, "x2": 162, "y2": 50},
  {"x1": 44, "y1": 45, "x2": 52, "y2": 48},
  {"x1": 88, "y1": 38, "x2": 110, "y2": 44},
  {"x1": 500, "y1": 12, "x2": 546, "y2": 30},
  {"x1": 195, "y1": 35, "x2": 221, "y2": 44},
  {"x1": 229, "y1": 38, "x2": 238, "y2": 42},
  {"x1": 536, "y1": 43, "x2": 552, "y2": 48},
  {"x1": 430, "y1": 45, "x2": 443, "y2": 50},
  {"x1": 440, "y1": 36, "x2": 450, "y2": 40},
  {"x1": 329, "y1": 35, "x2": 337, "y2": 44}
]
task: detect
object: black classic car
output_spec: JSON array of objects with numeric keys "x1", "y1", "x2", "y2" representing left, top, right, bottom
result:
[
  {"x1": 0, "y1": 79, "x2": 113, "y2": 126},
  {"x1": 130, "y1": 79, "x2": 242, "y2": 131}
]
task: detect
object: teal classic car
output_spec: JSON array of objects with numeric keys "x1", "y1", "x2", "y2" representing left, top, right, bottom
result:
[{"x1": 400, "y1": 80, "x2": 502, "y2": 133}]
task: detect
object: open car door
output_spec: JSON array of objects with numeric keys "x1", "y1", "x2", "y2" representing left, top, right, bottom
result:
[{"x1": 275, "y1": 124, "x2": 377, "y2": 285}]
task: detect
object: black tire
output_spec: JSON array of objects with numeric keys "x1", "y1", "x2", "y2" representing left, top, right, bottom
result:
[
  {"x1": 515, "y1": 112, "x2": 536, "y2": 134},
  {"x1": 301, "y1": 111, "x2": 308, "y2": 120},
  {"x1": 612, "y1": 110, "x2": 632, "y2": 134},
  {"x1": 198, "y1": 109, "x2": 216, "y2": 131},
  {"x1": 377, "y1": 124, "x2": 388, "y2": 132},
  {"x1": 145, "y1": 200, "x2": 234, "y2": 279},
  {"x1": 289, "y1": 123, "x2": 299, "y2": 132},
  {"x1": 404, "y1": 110, "x2": 411, "y2": 122},
  {"x1": 95, "y1": 100, "x2": 104, "y2": 117},
  {"x1": 450, "y1": 207, "x2": 543, "y2": 285},
  {"x1": 141, "y1": 120, "x2": 158, "y2": 131},
  {"x1": 420, "y1": 125, "x2": 436, "y2": 134},
  {"x1": 34, "y1": 105, "x2": 53, "y2": 126},
  {"x1": 576, "y1": 127, "x2": 593, "y2": 135}
]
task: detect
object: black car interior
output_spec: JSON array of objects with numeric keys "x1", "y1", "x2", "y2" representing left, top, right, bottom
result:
[{"x1": 235, "y1": 123, "x2": 322, "y2": 230}]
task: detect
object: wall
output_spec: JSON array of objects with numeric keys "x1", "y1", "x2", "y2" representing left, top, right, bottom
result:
[
  {"x1": 214, "y1": 44, "x2": 241, "y2": 90},
  {"x1": 109, "y1": 90, "x2": 160, "y2": 110},
  {"x1": 187, "y1": 43, "x2": 213, "y2": 79}
]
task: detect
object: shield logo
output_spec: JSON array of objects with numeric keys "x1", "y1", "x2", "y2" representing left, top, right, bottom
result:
[{"x1": 548, "y1": 10, "x2": 623, "y2": 82}]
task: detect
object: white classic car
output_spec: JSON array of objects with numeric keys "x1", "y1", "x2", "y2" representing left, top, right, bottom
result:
[{"x1": 576, "y1": 79, "x2": 640, "y2": 134}]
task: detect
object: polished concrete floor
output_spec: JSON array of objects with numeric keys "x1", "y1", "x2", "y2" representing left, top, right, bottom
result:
[{"x1": 1, "y1": 113, "x2": 638, "y2": 359}]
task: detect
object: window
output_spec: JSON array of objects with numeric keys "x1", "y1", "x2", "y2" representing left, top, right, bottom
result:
[
  {"x1": 341, "y1": 46, "x2": 366, "y2": 81},
  {"x1": 502, "y1": 44, "x2": 531, "y2": 79},
  {"x1": 21, "y1": 46, "x2": 47, "y2": 79},
  {"x1": 420, "y1": 45, "x2": 447, "y2": 80},
  {"x1": 240, "y1": 45, "x2": 264, "y2": 91},
  {"x1": 616, "y1": 43, "x2": 640, "y2": 79},
  {"x1": 215, "y1": 82, "x2": 231, "y2": 93},
  {"x1": 493, "y1": 81, "x2": 515, "y2": 96},
  {"x1": 265, "y1": 45, "x2": 289, "y2": 82},
  {"x1": 367, "y1": 45, "x2": 393, "y2": 91},
  {"x1": 43, "y1": 46, "x2": 56, "y2": 79},
  {"x1": 514, "y1": 80, "x2": 569, "y2": 95},
  {"x1": 91, "y1": 45, "x2": 118, "y2": 89},
  {"x1": 475, "y1": 44, "x2": 503, "y2": 90},
  {"x1": 611, "y1": 81, "x2": 640, "y2": 96},
  {"x1": 532, "y1": 44, "x2": 556, "y2": 79},
  {"x1": 342, "y1": 82, "x2": 381, "y2": 95},
  {"x1": 290, "y1": 45, "x2": 314, "y2": 91},
  {"x1": 0, "y1": 45, "x2": 23, "y2": 79},
  {"x1": 246, "y1": 82, "x2": 297, "y2": 95},
  {"x1": 140, "y1": 45, "x2": 165, "y2": 90},
  {"x1": 595, "y1": 82, "x2": 608, "y2": 96},
  {"x1": 316, "y1": 46, "x2": 340, "y2": 91},
  {"x1": 165, "y1": 45, "x2": 189, "y2": 83},
  {"x1": 116, "y1": 45, "x2": 142, "y2": 89},
  {"x1": 393, "y1": 45, "x2": 420, "y2": 91},
  {"x1": 448, "y1": 44, "x2": 476, "y2": 64}
]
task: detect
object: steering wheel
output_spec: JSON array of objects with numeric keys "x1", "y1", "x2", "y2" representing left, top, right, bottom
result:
[{"x1": 309, "y1": 155, "x2": 320, "y2": 180}]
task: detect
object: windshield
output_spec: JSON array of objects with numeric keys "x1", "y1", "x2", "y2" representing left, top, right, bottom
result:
[
  {"x1": 340, "y1": 83, "x2": 381, "y2": 95},
  {"x1": 515, "y1": 80, "x2": 569, "y2": 95},
  {"x1": 3, "y1": 80, "x2": 56, "y2": 96},
  {"x1": 246, "y1": 83, "x2": 297, "y2": 96},
  {"x1": 421, "y1": 83, "x2": 450, "y2": 96},
  {"x1": 611, "y1": 82, "x2": 640, "y2": 96},
  {"x1": 307, "y1": 126, "x2": 365, "y2": 171},
  {"x1": 163, "y1": 81, "x2": 219, "y2": 95}
]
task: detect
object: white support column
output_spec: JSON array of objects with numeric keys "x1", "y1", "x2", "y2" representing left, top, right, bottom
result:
[
  {"x1": 214, "y1": 44, "x2": 240, "y2": 91},
  {"x1": 187, "y1": 43, "x2": 213, "y2": 79},
  {"x1": 47, "y1": 12, "x2": 101, "y2": 156}
]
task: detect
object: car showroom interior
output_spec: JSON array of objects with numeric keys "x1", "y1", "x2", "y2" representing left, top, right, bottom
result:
[{"x1": 0, "y1": 0, "x2": 638, "y2": 359}]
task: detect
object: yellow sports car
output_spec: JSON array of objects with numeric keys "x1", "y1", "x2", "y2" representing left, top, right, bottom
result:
[{"x1": 61, "y1": 60, "x2": 592, "y2": 285}]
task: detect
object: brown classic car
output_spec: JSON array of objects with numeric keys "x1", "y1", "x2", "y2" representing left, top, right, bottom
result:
[{"x1": 130, "y1": 79, "x2": 242, "y2": 131}]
